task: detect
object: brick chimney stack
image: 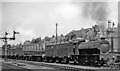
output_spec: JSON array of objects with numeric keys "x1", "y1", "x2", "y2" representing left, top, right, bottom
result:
[{"x1": 118, "y1": 2, "x2": 120, "y2": 52}]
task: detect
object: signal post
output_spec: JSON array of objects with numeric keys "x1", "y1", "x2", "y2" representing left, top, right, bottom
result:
[{"x1": 0, "y1": 31, "x2": 19, "y2": 62}]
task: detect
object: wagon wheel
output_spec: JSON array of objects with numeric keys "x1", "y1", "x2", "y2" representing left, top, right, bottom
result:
[{"x1": 55, "y1": 58, "x2": 59, "y2": 63}]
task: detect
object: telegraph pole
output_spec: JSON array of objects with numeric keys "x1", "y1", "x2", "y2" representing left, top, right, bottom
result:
[
  {"x1": 56, "y1": 23, "x2": 58, "y2": 56},
  {"x1": 0, "y1": 31, "x2": 19, "y2": 62},
  {"x1": 56, "y1": 23, "x2": 58, "y2": 45}
]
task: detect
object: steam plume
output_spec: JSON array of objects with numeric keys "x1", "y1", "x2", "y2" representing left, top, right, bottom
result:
[{"x1": 82, "y1": 2, "x2": 109, "y2": 33}]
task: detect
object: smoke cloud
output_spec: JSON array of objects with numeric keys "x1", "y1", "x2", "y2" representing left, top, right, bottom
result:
[{"x1": 82, "y1": 2, "x2": 109, "y2": 32}]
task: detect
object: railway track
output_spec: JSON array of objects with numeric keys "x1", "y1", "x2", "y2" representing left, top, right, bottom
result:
[
  {"x1": 9, "y1": 59, "x2": 96, "y2": 71},
  {"x1": 11, "y1": 59, "x2": 119, "y2": 71},
  {"x1": 1, "y1": 58, "x2": 120, "y2": 71},
  {"x1": 2, "y1": 62, "x2": 32, "y2": 71}
]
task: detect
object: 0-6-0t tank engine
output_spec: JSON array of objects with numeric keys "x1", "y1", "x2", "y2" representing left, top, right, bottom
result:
[{"x1": 44, "y1": 37, "x2": 115, "y2": 66}]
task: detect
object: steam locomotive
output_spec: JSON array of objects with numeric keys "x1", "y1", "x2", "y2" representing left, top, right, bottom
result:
[
  {"x1": 44, "y1": 38, "x2": 115, "y2": 66},
  {"x1": 3, "y1": 37, "x2": 118, "y2": 67}
]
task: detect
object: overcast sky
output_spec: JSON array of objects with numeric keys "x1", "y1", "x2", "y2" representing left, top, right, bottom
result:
[{"x1": 0, "y1": 0, "x2": 118, "y2": 46}]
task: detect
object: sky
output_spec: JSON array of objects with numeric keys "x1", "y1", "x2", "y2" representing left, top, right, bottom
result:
[{"x1": 0, "y1": 0, "x2": 119, "y2": 46}]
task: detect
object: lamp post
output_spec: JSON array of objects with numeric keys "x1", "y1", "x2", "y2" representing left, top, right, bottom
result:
[{"x1": 0, "y1": 31, "x2": 19, "y2": 62}]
